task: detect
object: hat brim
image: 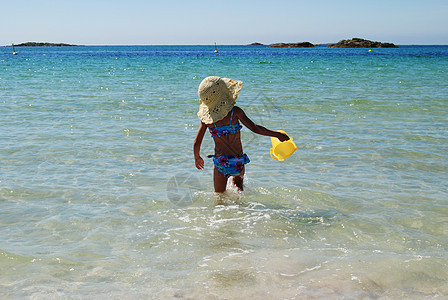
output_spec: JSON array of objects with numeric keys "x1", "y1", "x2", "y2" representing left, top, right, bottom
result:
[{"x1": 197, "y1": 100, "x2": 235, "y2": 124}]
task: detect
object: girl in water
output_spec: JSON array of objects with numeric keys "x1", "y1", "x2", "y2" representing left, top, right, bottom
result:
[{"x1": 194, "y1": 76, "x2": 289, "y2": 193}]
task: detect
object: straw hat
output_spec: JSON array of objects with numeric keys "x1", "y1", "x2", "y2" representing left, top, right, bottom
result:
[{"x1": 197, "y1": 76, "x2": 242, "y2": 124}]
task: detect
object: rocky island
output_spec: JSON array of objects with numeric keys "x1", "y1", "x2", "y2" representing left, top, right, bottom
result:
[
  {"x1": 328, "y1": 38, "x2": 397, "y2": 48},
  {"x1": 12, "y1": 42, "x2": 83, "y2": 47},
  {"x1": 270, "y1": 42, "x2": 314, "y2": 48}
]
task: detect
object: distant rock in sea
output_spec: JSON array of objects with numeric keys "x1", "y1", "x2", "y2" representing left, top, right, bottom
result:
[
  {"x1": 13, "y1": 42, "x2": 83, "y2": 47},
  {"x1": 270, "y1": 42, "x2": 314, "y2": 48},
  {"x1": 248, "y1": 42, "x2": 264, "y2": 46},
  {"x1": 328, "y1": 38, "x2": 398, "y2": 48}
]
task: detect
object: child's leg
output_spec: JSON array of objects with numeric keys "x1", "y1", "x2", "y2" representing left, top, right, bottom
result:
[
  {"x1": 232, "y1": 168, "x2": 245, "y2": 191},
  {"x1": 213, "y1": 167, "x2": 228, "y2": 193}
]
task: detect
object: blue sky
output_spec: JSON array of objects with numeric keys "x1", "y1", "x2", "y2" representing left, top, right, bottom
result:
[{"x1": 2, "y1": 0, "x2": 447, "y2": 45}]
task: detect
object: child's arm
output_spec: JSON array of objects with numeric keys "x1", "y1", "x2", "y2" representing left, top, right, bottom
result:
[
  {"x1": 234, "y1": 106, "x2": 290, "y2": 141},
  {"x1": 194, "y1": 122, "x2": 207, "y2": 169}
]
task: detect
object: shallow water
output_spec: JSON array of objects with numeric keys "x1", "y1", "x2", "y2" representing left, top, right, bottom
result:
[{"x1": 1, "y1": 45, "x2": 447, "y2": 298}]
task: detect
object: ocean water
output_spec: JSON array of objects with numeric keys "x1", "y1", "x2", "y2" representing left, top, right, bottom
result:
[{"x1": 1, "y1": 45, "x2": 447, "y2": 299}]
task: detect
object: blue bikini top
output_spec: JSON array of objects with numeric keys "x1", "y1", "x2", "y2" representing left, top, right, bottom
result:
[{"x1": 209, "y1": 108, "x2": 242, "y2": 138}]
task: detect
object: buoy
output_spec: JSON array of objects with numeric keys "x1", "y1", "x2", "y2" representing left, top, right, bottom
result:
[
  {"x1": 368, "y1": 48, "x2": 372, "y2": 52},
  {"x1": 214, "y1": 42, "x2": 218, "y2": 53},
  {"x1": 12, "y1": 43, "x2": 18, "y2": 55}
]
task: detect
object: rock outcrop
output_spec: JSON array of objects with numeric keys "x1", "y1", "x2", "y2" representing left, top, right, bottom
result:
[
  {"x1": 328, "y1": 38, "x2": 397, "y2": 48},
  {"x1": 270, "y1": 42, "x2": 314, "y2": 48},
  {"x1": 13, "y1": 42, "x2": 83, "y2": 47}
]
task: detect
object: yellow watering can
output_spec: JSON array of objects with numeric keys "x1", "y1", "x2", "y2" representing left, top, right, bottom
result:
[{"x1": 270, "y1": 130, "x2": 297, "y2": 161}]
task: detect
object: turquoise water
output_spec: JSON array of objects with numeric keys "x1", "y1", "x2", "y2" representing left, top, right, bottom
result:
[{"x1": 1, "y1": 45, "x2": 447, "y2": 298}]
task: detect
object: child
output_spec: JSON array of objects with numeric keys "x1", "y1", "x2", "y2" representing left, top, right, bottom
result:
[{"x1": 194, "y1": 76, "x2": 289, "y2": 193}]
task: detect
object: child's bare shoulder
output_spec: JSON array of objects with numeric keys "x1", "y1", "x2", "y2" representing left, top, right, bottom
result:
[
  {"x1": 233, "y1": 106, "x2": 248, "y2": 119},
  {"x1": 233, "y1": 106, "x2": 245, "y2": 114}
]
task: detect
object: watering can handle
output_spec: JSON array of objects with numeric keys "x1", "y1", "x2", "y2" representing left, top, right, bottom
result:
[{"x1": 270, "y1": 148, "x2": 277, "y2": 160}]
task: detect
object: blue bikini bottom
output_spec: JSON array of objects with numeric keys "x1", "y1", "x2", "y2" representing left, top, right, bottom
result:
[{"x1": 207, "y1": 154, "x2": 250, "y2": 178}]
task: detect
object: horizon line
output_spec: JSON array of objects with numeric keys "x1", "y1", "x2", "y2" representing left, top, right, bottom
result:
[{"x1": 4, "y1": 43, "x2": 448, "y2": 47}]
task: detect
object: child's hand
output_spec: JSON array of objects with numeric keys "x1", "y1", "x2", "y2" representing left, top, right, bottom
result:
[
  {"x1": 277, "y1": 131, "x2": 290, "y2": 142},
  {"x1": 195, "y1": 156, "x2": 205, "y2": 170}
]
